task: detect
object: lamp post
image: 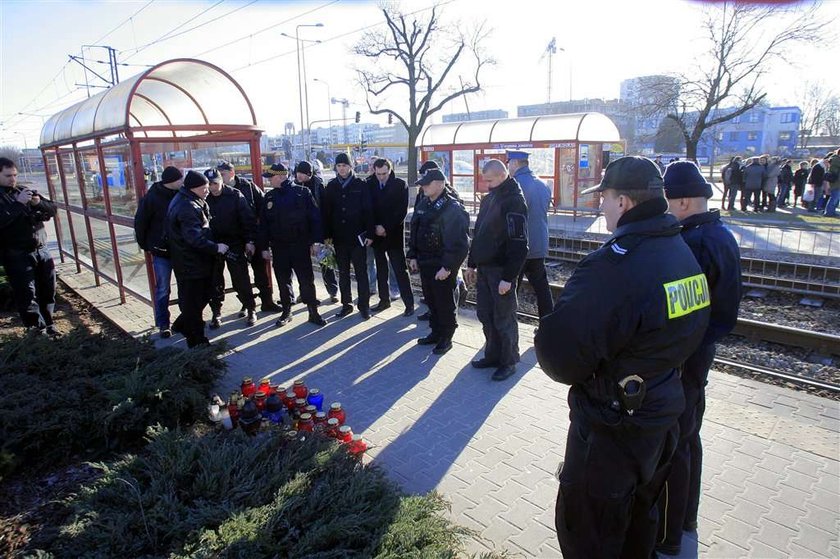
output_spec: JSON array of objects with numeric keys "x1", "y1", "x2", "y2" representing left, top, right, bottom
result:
[
  {"x1": 285, "y1": 23, "x2": 323, "y2": 160},
  {"x1": 313, "y1": 78, "x2": 333, "y2": 151},
  {"x1": 10, "y1": 131, "x2": 30, "y2": 180}
]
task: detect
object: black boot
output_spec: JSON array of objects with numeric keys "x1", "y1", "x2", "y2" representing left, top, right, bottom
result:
[
  {"x1": 308, "y1": 305, "x2": 327, "y2": 327},
  {"x1": 275, "y1": 308, "x2": 292, "y2": 327}
]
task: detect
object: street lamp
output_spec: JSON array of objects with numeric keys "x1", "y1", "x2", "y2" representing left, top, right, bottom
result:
[
  {"x1": 283, "y1": 23, "x2": 323, "y2": 160},
  {"x1": 313, "y1": 78, "x2": 332, "y2": 150}
]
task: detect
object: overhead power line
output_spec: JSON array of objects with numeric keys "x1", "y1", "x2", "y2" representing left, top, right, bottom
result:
[{"x1": 90, "y1": 0, "x2": 156, "y2": 46}]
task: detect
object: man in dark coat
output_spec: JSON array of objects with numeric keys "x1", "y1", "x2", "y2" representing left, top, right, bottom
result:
[
  {"x1": 217, "y1": 161, "x2": 280, "y2": 312},
  {"x1": 165, "y1": 171, "x2": 229, "y2": 348},
  {"x1": 322, "y1": 152, "x2": 375, "y2": 320},
  {"x1": 258, "y1": 163, "x2": 327, "y2": 327},
  {"x1": 657, "y1": 161, "x2": 742, "y2": 555},
  {"x1": 295, "y1": 160, "x2": 338, "y2": 303},
  {"x1": 134, "y1": 165, "x2": 182, "y2": 337},
  {"x1": 367, "y1": 158, "x2": 414, "y2": 315},
  {"x1": 407, "y1": 169, "x2": 470, "y2": 354},
  {"x1": 0, "y1": 157, "x2": 59, "y2": 336},
  {"x1": 464, "y1": 159, "x2": 529, "y2": 382},
  {"x1": 204, "y1": 168, "x2": 257, "y2": 328},
  {"x1": 535, "y1": 156, "x2": 710, "y2": 558}
]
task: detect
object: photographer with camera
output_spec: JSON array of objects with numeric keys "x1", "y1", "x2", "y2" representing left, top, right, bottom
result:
[
  {"x1": 165, "y1": 170, "x2": 228, "y2": 348},
  {"x1": 0, "y1": 157, "x2": 59, "y2": 336},
  {"x1": 204, "y1": 169, "x2": 258, "y2": 328}
]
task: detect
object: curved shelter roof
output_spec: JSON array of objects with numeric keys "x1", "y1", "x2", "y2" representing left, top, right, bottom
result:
[
  {"x1": 40, "y1": 58, "x2": 258, "y2": 148},
  {"x1": 418, "y1": 112, "x2": 620, "y2": 147}
]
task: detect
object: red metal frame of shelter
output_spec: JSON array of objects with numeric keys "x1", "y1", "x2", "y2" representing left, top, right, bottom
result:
[
  {"x1": 39, "y1": 59, "x2": 263, "y2": 307},
  {"x1": 417, "y1": 113, "x2": 624, "y2": 213}
]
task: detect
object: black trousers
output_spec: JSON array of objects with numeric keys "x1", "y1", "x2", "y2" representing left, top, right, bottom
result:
[
  {"x1": 174, "y1": 275, "x2": 211, "y2": 348},
  {"x1": 374, "y1": 245, "x2": 414, "y2": 308},
  {"x1": 741, "y1": 189, "x2": 761, "y2": 211},
  {"x1": 335, "y1": 243, "x2": 369, "y2": 311},
  {"x1": 419, "y1": 264, "x2": 457, "y2": 339},
  {"x1": 209, "y1": 256, "x2": 255, "y2": 315},
  {"x1": 271, "y1": 243, "x2": 318, "y2": 309},
  {"x1": 657, "y1": 343, "x2": 716, "y2": 547},
  {"x1": 476, "y1": 265, "x2": 519, "y2": 366},
  {"x1": 248, "y1": 252, "x2": 273, "y2": 304},
  {"x1": 321, "y1": 264, "x2": 337, "y2": 297},
  {"x1": 556, "y1": 373, "x2": 683, "y2": 558},
  {"x1": 517, "y1": 257, "x2": 553, "y2": 318},
  {"x1": 3, "y1": 247, "x2": 55, "y2": 329}
]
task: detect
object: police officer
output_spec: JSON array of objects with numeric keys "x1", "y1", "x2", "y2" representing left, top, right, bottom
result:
[
  {"x1": 656, "y1": 161, "x2": 742, "y2": 555},
  {"x1": 322, "y1": 152, "x2": 375, "y2": 320},
  {"x1": 204, "y1": 168, "x2": 258, "y2": 329},
  {"x1": 0, "y1": 157, "x2": 59, "y2": 336},
  {"x1": 407, "y1": 169, "x2": 470, "y2": 354},
  {"x1": 464, "y1": 159, "x2": 528, "y2": 382},
  {"x1": 367, "y1": 158, "x2": 414, "y2": 315},
  {"x1": 166, "y1": 170, "x2": 229, "y2": 348},
  {"x1": 258, "y1": 163, "x2": 327, "y2": 327},
  {"x1": 135, "y1": 165, "x2": 182, "y2": 337},
  {"x1": 294, "y1": 160, "x2": 338, "y2": 303},
  {"x1": 534, "y1": 156, "x2": 710, "y2": 558},
  {"x1": 506, "y1": 150, "x2": 553, "y2": 318},
  {"x1": 216, "y1": 161, "x2": 280, "y2": 312}
]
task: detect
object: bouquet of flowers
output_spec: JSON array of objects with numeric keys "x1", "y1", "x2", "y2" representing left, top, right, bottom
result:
[{"x1": 316, "y1": 243, "x2": 338, "y2": 270}]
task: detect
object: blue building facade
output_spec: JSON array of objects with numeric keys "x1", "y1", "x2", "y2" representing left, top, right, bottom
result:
[{"x1": 694, "y1": 105, "x2": 800, "y2": 160}]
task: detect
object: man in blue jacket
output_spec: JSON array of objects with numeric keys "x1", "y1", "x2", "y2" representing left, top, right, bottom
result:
[
  {"x1": 507, "y1": 150, "x2": 553, "y2": 317},
  {"x1": 657, "y1": 161, "x2": 741, "y2": 556},
  {"x1": 535, "y1": 156, "x2": 710, "y2": 558},
  {"x1": 134, "y1": 165, "x2": 182, "y2": 338}
]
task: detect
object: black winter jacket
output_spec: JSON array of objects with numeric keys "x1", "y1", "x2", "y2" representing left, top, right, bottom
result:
[
  {"x1": 0, "y1": 186, "x2": 56, "y2": 252},
  {"x1": 258, "y1": 180, "x2": 323, "y2": 249},
  {"x1": 367, "y1": 170, "x2": 408, "y2": 251},
  {"x1": 323, "y1": 172, "x2": 375, "y2": 246},
  {"x1": 230, "y1": 175, "x2": 265, "y2": 218},
  {"x1": 206, "y1": 185, "x2": 257, "y2": 252},
  {"x1": 679, "y1": 210, "x2": 741, "y2": 349},
  {"x1": 407, "y1": 191, "x2": 470, "y2": 271},
  {"x1": 467, "y1": 177, "x2": 528, "y2": 282},
  {"x1": 134, "y1": 181, "x2": 178, "y2": 257},
  {"x1": 165, "y1": 187, "x2": 218, "y2": 279},
  {"x1": 535, "y1": 198, "x2": 710, "y2": 389}
]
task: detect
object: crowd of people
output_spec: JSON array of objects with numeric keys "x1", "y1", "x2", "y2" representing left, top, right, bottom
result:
[
  {"x1": 719, "y1": 149, "x2": 840, "y2": 216},
  {"x1": 2, "y1": 147, "x2": 749, "y2": 555}
]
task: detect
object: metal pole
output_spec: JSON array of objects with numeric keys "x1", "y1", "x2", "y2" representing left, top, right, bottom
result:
[
  {"x1": 314, "y1": 79, "x2": 333, "y2": 150},
  {"x1": 294, "y1": 28, "x2": 304, "y2": 161},
  {"x1": 301, "y1": 42, "x2": 312, "y2": 156}
]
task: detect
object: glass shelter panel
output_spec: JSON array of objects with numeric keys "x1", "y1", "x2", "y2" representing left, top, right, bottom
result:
[
  {"x1": 70, "y1": 213, "x2": 93, "y2": 267},
  {"x1": 78, "y1": 149, "x2": 106, "y2": 213},
  {"x1": 113, "y1": 223, "x2": 150, "y2": 298},
  {"x1": 44, "y1": 152, "x2": 65, "y2": 205},
  {"x1": 90, "y1": 218, "x2": 117, "y2": 282},
  {"x1": 489, "y1": 118, "x2": 537, "y2": 143},
  {"x1": 577, "y1": 113, "x2": 621, "y2": 142},
  {"x1": 103, "y1": 145, "x2": 138, "y2": 218},
  {"x1": 452, "y1": 150, "x2": 474, "y2": 176},
  {"x1": 56, "y1": 210, "x2": 74, "y2": 256},
  {"x1": 59, "y1": 152, "x2": 83, "y2": 207},
  {"x1": 531, "y1": 114, "x2": 587, "y2": 142},
  {"x1": 453, "y1": 121, "x2": 495, "y2": 144}
]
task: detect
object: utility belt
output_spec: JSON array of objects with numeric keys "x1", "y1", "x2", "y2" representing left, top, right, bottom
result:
[{"x1": 587, "y1": 369, "x2": 674, "y2": 416}]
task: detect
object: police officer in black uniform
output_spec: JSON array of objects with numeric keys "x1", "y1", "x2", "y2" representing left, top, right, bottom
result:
[
  {"x1": 135, "y1": 165, "x2": 182, "y2": 338},
  {"x1": 258, "y1": 163, "x2": 327, "y2": 327},
  {"x1": 294, "y1": 160, "x2": 338, "y2": 303},
  {"x1": 656, "y1": 161, "x2": 742, "y2": 555},
  {"x1": 534, "y1": 156, "x2": 711, "y2": 558},
  {"x1": 322, "y1": 152, "x2": 375, "y2": 320},
  {"x1": 0, "y1": 157, "x2": 59, "y2": 336},
  {"x1": 367, "y1": 158, "x2": 414, "y2": 315},
  {"x1": 217, "y1": 161, "x2": 280, "y2": 313},
  {"x1": 204, "y1": 168, "x2": 258, "y2": 329},
  {"x1": 464, "y1": 159, "x2": 528, "y2": 382},
  {"x1": 407, "y1": 169, "x2": 470, "y2": 354},
  {"x1": 166, "y1": 170, "x2": 229, "y2": 348}
]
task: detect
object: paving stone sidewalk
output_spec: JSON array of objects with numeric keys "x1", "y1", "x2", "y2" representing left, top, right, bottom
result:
[{"x1": 58, "y1": 263, "x2": 840, "y2": 558}]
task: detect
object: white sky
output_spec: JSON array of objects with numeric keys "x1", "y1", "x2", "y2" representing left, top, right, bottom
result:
[{"x1": 1, "y1": 0, "x2": 838, "y2": 148}]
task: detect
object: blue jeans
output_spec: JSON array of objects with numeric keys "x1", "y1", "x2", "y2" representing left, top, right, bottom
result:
[
  {"x1": 152, "y1": 255, "x2": 173, "y2": 329},
  {"x1": 825, "y1": 189, "x2": 840, "y2": 216}
]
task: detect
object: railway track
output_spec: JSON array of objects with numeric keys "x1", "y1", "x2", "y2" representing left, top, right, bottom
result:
[{"x1": 712, "y1": 357, "x2": 840, "y2": 394}]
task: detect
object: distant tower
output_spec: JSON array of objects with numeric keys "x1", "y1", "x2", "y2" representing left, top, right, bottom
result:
[{"x1": 539, "y1": 37, "x2": 557, "y2": 104}]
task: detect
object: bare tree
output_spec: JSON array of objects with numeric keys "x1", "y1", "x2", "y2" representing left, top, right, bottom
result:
[
  {"x1": 798, "y1": 82, "x2": 836, "y2": 148},
  {"x1": 643, "y1": 2, "x2": 831, "y2": 161},
  {"x1": 354, "y1": 5, "x2": 492, "y2": 184},
  {"x1": 0, "y1": 145, "x2": 22, "y2": 162},
  {"x1": 821, "y1": 96, "x2": 840, "y2": 138}
]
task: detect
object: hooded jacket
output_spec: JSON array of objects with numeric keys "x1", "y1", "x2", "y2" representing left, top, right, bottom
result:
[{"x1": 134, "y1": 181, "x2": 178, "y2": 257}]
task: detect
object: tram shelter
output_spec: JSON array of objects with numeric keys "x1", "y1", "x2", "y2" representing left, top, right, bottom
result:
[
  {"x1": 417, "y1": 112, "x2": 623, "y2": 210},
  {"x1": 38, "y1": 58, "x2": 262, "y2": 306}
]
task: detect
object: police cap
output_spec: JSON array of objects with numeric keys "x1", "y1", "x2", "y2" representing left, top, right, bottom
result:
[
  {"x1": 262, "y1": 163, "x2": 288, "y2": 178},
  {"x1": 216, "y1": 160, "x2": 234, "y2": 171},
  {"x1": 418, "y1": 160, "x2": 440, "y2": 175},
  {"x1": 581, "y1": 156, "x2": 664, "y2": 196},
  {"x1": 203, "y1": 168, "x2": 223, "y2": 183},
  {"x1": 416, "y1": 169, "x2": 446, "y2": 185},
  {"x1": 505, "y1": 150, "x2": 530, "y2": 161}
]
